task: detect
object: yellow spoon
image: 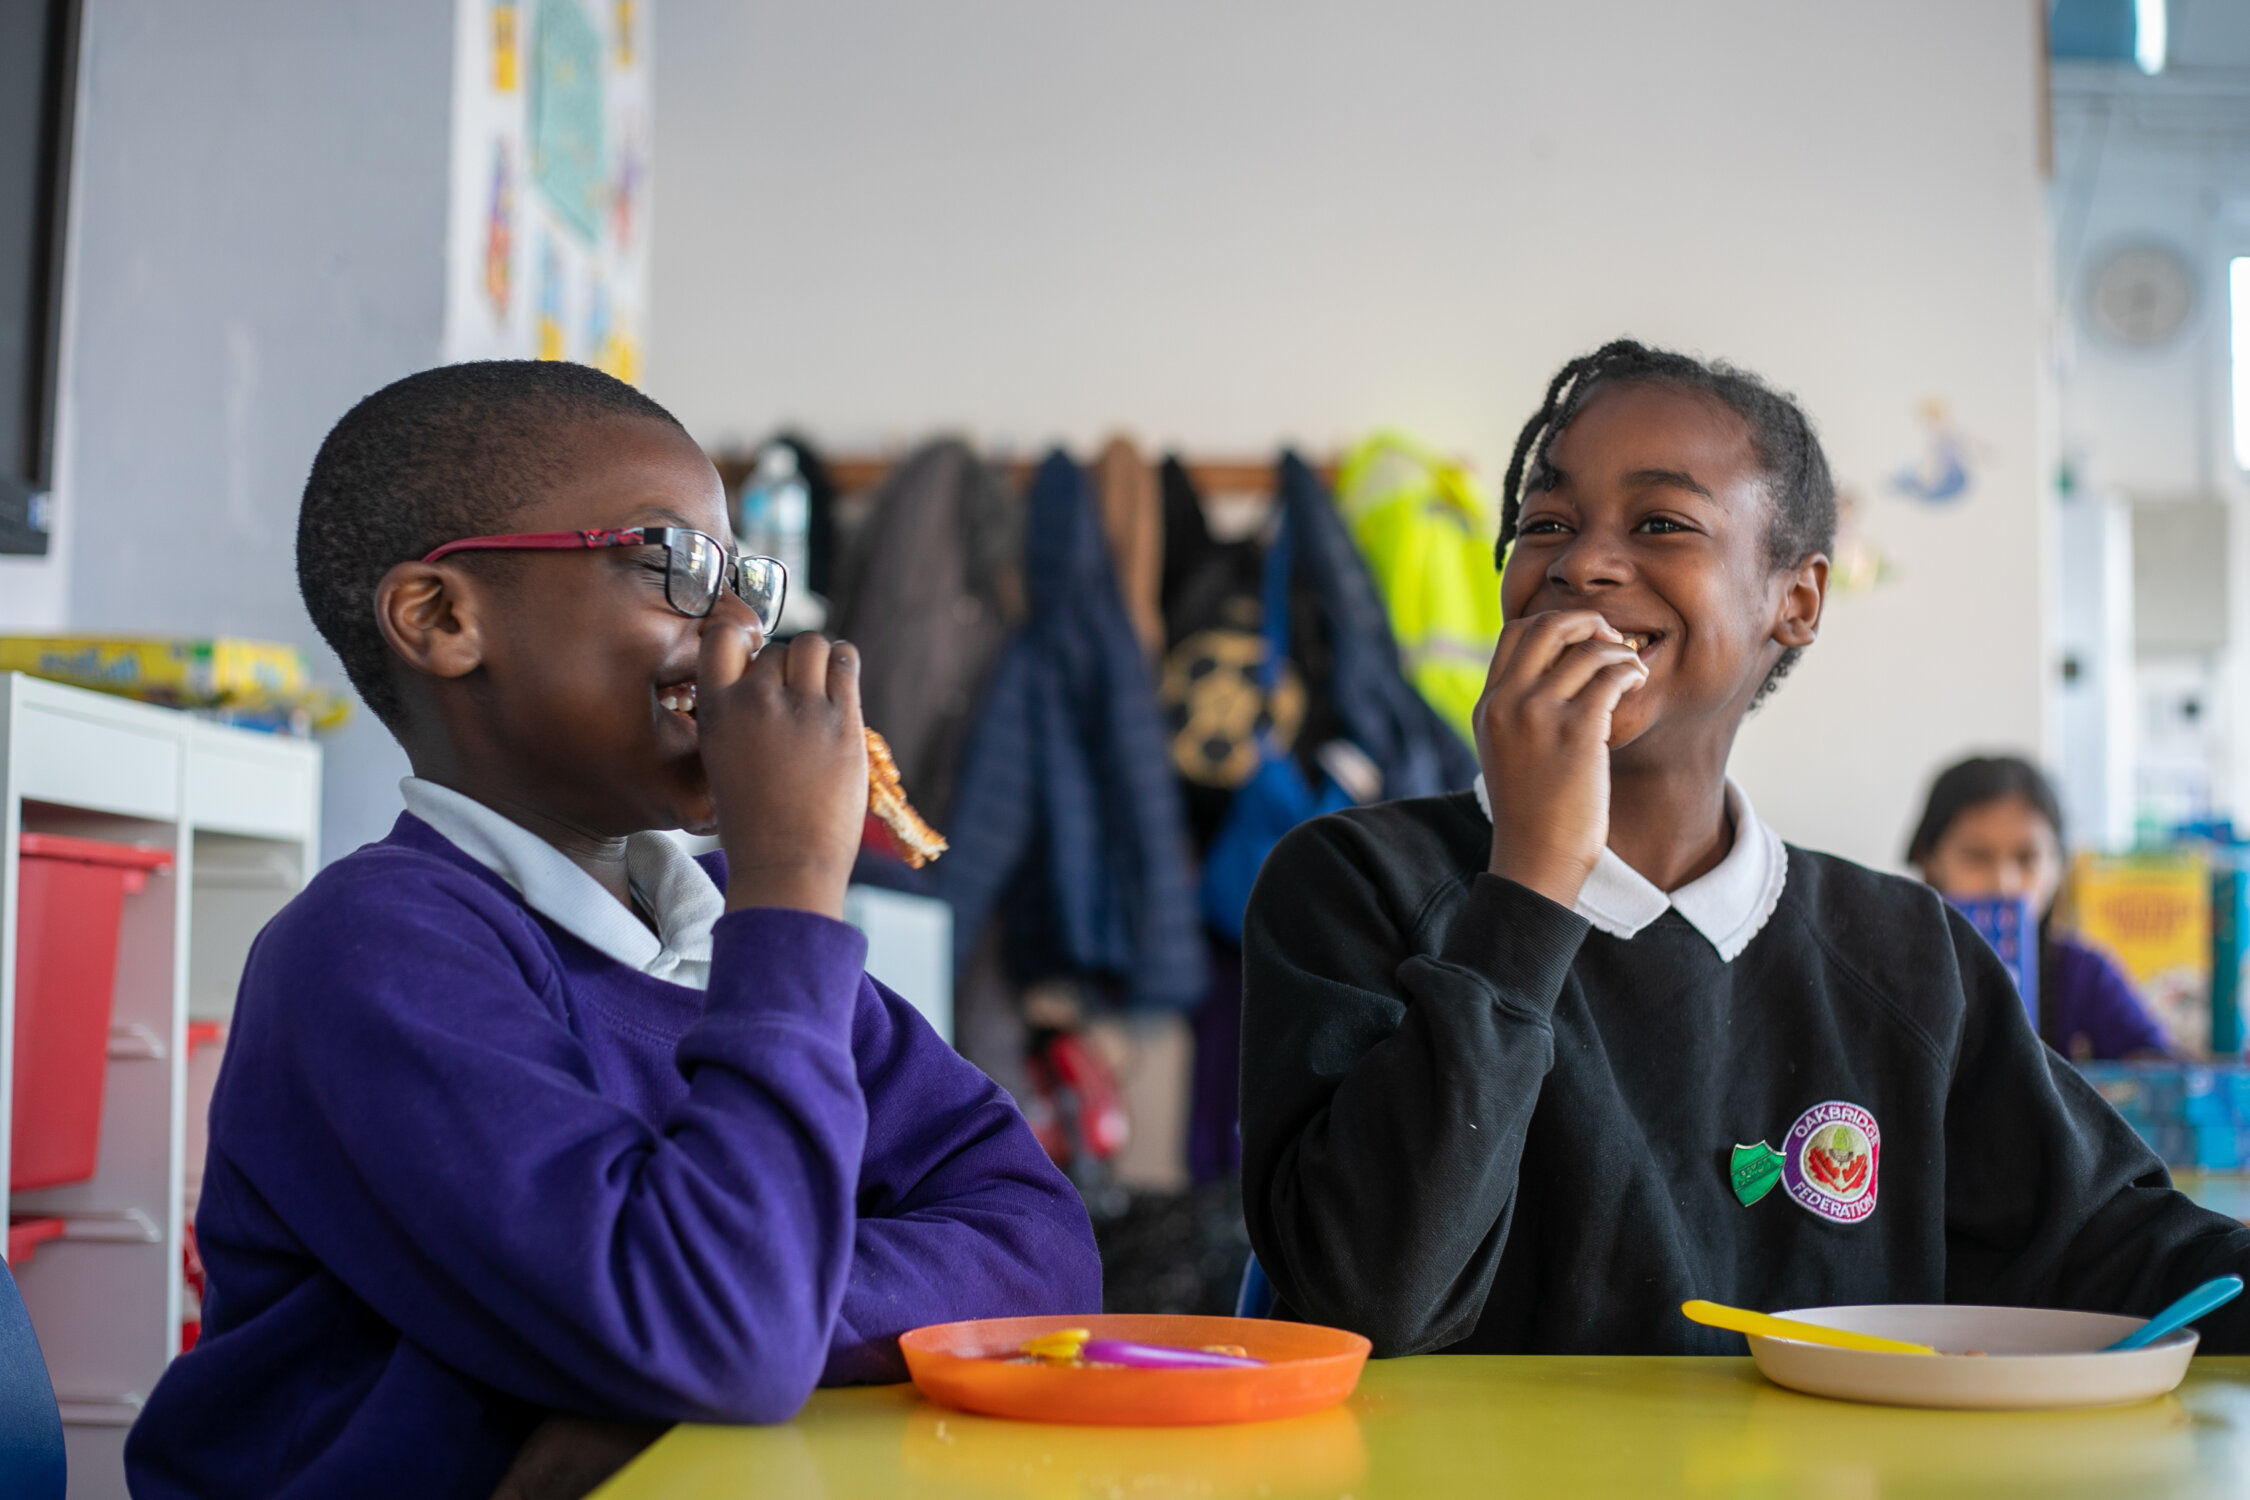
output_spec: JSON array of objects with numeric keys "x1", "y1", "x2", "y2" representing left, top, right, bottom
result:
[{"x1": 1682, "y1": 1300, "x2": 1938, "y2": 1356}]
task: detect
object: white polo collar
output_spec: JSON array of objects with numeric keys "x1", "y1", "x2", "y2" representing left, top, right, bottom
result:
[
  {"x1": 1470, "y1": 775, "x2": 1786, "y2": 962},
  {"x1": 400, "y1": 778, "x2": 723, "y2": 989}
]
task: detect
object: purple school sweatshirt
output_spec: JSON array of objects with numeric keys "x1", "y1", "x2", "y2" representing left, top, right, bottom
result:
[
  {"x1": 125, "y1": 815, "x2": 1099, "y2": 1499},
  {"x1": 2043, "y1": 934, "x2": 2173, "y2": 1059}
]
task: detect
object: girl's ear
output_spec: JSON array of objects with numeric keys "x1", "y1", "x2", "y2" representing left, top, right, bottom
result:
[
  {"x1": 1773, "y1": 552, "x2": 1829, "y2": 649},
  {"x1": 375, "y1": 560, "x2": 486, "y2": 683}
]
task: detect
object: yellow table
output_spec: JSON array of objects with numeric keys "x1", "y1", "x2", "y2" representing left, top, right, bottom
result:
[{"x1": 594, "y1": 1356, "x2": 2250, "y2": 1498}]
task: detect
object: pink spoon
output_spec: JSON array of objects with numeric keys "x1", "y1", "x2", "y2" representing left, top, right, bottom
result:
[{"x1": 1078, "y1": 1339, "x2": 1265, "y2": 1370}]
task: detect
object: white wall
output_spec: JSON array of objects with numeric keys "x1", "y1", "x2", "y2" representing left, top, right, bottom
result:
[
  {"x1": 37, "y1": 0, "x2": 454, "y2": 862},
  {"x1": 649, "y1": 0, "x2": 2052, "y2": 869}
]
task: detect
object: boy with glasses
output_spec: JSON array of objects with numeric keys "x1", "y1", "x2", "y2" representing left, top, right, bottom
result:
[{"x1": 127, "y1": 361, "x2": 1098, "y2": 1499}]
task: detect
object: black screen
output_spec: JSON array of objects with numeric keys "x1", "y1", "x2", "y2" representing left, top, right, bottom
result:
[{"x1": 0, "y1": 0, "x2": 78, "y2": 555}]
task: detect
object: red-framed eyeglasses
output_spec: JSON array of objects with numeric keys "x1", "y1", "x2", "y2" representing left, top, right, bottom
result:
[{"x1": 421, "y1": 527, "x2": 787, "y2": 634}]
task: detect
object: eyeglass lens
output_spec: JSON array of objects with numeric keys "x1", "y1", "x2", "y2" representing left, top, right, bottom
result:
[
  {"x1": 732, "y1": 556, "x2": 786, "y2": 636},
  {"x1": 664, "y1": 531, "x2": 726, "y2": 618},
  {"x1": 663, "y1": 531, "x2": 786, "y2": 634}
]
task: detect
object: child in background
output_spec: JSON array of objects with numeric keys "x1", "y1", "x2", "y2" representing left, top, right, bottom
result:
[
  {"x1": 1908, "y1": 755, "x2": 2172, "y2": 1060},
  {"x1": 126, "y1": 362, "x2": 1099, "y2": 1499},
  {"x1": 1241, "y1": 339, "x2": 2250, "y2": 1359}
]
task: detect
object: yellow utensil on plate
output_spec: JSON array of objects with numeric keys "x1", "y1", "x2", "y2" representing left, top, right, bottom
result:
[{"x1": 1682, "y1": 1299, "x2": 1938, "y2": 1355}]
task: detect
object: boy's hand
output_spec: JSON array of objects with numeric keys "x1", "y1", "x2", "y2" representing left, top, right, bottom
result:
[
  {"x1": 697, "y1": 625, "x2": 868, "y2": 920},
  {"x1": 1473, "y1": 609, "x2": 1648, "y2": 909}
]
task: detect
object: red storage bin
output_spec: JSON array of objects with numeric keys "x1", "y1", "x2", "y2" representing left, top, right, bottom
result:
[
  {"x1": 6, "y1": 1215, "x2": 63, "y2": 1266},
  {"x1": 13, "y1": 832, "x2": 173, "y2": 1191}
]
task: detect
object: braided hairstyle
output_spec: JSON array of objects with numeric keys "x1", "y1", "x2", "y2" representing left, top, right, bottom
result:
[{"x1": 1496, "y1": 339, "x2": 1837, "y2": 702}]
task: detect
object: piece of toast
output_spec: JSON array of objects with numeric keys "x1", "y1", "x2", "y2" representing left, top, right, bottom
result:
[{"x1": 865, "y1": 728, "x2": 948, "y2": 869}]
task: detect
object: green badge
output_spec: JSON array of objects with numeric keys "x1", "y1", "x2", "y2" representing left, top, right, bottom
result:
[{"x1": 1731, "y1": 1141, "x2": 1784, "y2": 1207}]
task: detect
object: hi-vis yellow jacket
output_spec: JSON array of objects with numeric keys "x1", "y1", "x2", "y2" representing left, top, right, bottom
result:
[{"x1": 1333, "y1": 432, "x2": 1504, "y2": 744}]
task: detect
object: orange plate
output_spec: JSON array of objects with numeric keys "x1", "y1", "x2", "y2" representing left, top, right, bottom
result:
[{"x1": 900, "y1": 1313, "x2": 1370, "y2": 1426}]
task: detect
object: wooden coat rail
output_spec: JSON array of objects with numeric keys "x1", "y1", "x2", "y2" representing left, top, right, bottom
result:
[{"x1": 711, "y1": 449, "x2": 1337, "y2": 499}]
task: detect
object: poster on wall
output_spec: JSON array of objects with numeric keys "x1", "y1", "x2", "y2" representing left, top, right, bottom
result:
[
  {"x1": 1888, "y1": 398, "x2": 1979, "y2": 506},
  {"x1": 444, "y1": 0, "x2": 649, "y2": 382}
]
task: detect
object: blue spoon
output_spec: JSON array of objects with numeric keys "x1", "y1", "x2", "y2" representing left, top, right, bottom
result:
[{"x1": 2104, "y1": 1275, "x2": 2245, "y2": 1352}]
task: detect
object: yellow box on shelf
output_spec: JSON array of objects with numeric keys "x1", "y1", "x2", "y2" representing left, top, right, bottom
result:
[
  {"x1": 0, "y1": 636, "x2": 307, "y2": 707},
  {"x1": 0, "y1": 637, "x2": 351, "y2": 735},
  {"x1": 2060, "y1": 849, "x2": 2213, "y2": 1054}
]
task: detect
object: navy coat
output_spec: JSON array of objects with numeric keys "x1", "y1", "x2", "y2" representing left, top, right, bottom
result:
[{"x1": 939, "y1": 452, "x2": 1207, "y2": 1012}]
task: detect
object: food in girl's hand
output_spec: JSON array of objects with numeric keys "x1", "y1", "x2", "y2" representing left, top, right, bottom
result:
[
  {"x1": 1009, "y1": 1329, "x2": 1268, "y2": 1369},
  {"x1": 866, "y1": 728, "x2": 948, "y2": 867}
]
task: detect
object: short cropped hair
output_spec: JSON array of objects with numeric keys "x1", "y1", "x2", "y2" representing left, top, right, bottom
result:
[
  {"x1": 297, "y1": 360, "x2": 688, "y2": 729},
  {"x1": 1496, "y1": 339, "x2": 1838, "y2": 703}
]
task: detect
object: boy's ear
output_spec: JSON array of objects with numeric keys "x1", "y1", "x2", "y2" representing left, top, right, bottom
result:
[
  {"x1": 375, "y1": 560, "x2": 487, "y2": 684},
  {"x1": 1772, "y1": 553, "x2": 1829, "y2": 650}
]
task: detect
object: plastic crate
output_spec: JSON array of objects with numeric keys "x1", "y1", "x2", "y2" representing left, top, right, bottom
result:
[
  {"x1": 5, "y1": 1216, "x2": 63, "y2": 1266},
  {"x1": 12, "y1": 832, "x2": 173, "y2": 1191},
  {"x1": 2078, "y1": 1060, "x2": 2250, "y2": 1171}
]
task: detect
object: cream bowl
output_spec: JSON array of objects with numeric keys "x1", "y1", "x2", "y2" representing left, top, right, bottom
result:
[{"x1": 1747, "y1": 1304, "x2": 2197, "y2": 1410}]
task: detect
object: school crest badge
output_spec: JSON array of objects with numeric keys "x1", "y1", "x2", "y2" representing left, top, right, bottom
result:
[{"x1": 1729, "y1": 1101, "x2": 1880, "y2": 1225}]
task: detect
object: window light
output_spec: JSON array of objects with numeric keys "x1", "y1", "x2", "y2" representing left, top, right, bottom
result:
[{"x1": 2135, "y1": 0, "x2": 2168, "y2": 74}]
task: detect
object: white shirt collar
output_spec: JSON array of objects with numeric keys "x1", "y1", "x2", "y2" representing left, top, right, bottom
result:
[
  {"x1": 400, "y1": 778, "x2": 723, "y2": 989},
  {"x1": 1470, "y1": 775, "x2": 1786, "y2": 962}
]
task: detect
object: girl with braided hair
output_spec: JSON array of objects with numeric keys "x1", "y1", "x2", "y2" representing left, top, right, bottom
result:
[{"x1": 1239, "y1": 340, "x2": 2250, "y2": 1357}]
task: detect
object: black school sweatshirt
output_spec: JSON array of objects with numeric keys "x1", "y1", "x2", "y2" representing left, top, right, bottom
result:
[{"x1": 1240, "y1": 791, "x2": 2250, "y2": 1356}]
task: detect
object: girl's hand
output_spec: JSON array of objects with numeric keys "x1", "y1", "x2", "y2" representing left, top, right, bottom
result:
[
  {"x1": 695, "y1": 625, "x2": 868, "y2": 919},
  {"x1": 1472, "y1": 610, "x2": 1648, "y2": 909}
]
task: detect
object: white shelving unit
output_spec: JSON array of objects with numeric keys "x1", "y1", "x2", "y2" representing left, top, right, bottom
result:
[{"x1": 0, "y1": 673, "x2": 320, "y2": 1500}]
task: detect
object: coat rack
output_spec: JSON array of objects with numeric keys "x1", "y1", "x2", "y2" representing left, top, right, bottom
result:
[{"x1": 711, "y1": 449, "x2": 1337, "y2": 501}]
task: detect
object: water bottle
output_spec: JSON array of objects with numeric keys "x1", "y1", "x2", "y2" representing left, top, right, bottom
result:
[{"x1": 736, "y1": 444, "x2": 809, "y2": 593}]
